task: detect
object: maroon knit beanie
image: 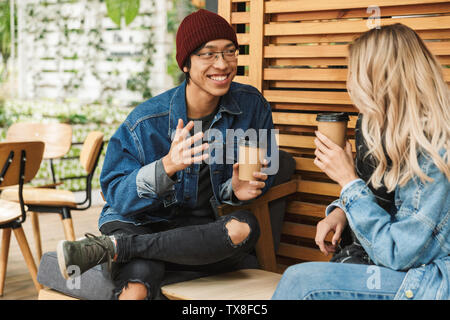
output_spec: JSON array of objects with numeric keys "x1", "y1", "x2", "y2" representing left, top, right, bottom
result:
[{"x1": 176, "y1": 9, "x2": 238, "y2": 70}]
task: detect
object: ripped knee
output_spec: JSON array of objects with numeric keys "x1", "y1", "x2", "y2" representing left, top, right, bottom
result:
[
  {"x1": 118, "y1": 281, "x2": 149, "y2": 300},
  {"x1": 225, "y1": 218, "x2": 251, "y2": 246}
]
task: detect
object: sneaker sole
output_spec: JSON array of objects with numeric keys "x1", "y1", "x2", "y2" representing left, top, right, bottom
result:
[{"x1": 56, "y1": 240, "x2": 70, "y2": 280}]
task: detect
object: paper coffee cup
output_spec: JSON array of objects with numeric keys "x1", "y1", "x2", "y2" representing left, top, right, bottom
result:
[
  {"x1": 316, "y1": 112, "x2": 350, "y2": 148},
  {"x1": 238, "y1": 139, "x2": 263, "y2": 181}
]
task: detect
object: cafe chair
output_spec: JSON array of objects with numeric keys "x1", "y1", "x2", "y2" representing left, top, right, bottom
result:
[
  {"x1": 1, "y1": 132, "x2": 104, "y2": 261},
  {"x1": 6, "y1": 122, "x2": 73, "y2": 187},
  {"x1": 0, "y1": 141, "x2": 45, "y2": 296}
]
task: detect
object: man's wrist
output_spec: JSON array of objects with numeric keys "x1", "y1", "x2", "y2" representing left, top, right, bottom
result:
[{"x1": 162, "y1": 156, "x2": 176, "y2": 178}]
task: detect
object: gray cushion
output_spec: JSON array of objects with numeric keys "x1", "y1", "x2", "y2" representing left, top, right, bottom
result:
[{"x1": 37, "y1": 251, "x2": 115, "y2": 300}]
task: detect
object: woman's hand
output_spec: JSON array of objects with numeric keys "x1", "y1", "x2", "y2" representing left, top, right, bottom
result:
[
  {"x1": 162, "y1": 119, "x2": 209, "y2": 177},
  {"x1": 315, "y1": 207, "x2": 348, "y2": 256},
  {"x1": 314, "y1": 131, "x2": 358, "y2": 188},
  {"x1": 232, "y1": 160, "x2": 268, "y2": 201}
]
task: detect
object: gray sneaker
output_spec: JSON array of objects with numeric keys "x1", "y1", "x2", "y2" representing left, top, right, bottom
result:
[{"x1": 57, "y1": 233, "x2": 116, "y2": 280}]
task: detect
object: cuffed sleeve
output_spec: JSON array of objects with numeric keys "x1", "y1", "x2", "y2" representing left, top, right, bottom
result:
[
  {"x1": 341, "y1": 178, "x2": 363, "y2": 195},
  {"x1": 218, "y1": 178, "x2": 247, "y2": 206},
  {"x1": 324, "y1": 179, "x2": 365, "y2": 215},
  {"x1": 325, "y1": 199, "x2": 344, "y2": 216},
  {"x1": 136, "y1": 159, "x2": 176, "y2": 198}
]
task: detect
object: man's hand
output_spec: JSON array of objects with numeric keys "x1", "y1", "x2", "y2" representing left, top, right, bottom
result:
[
  {"x1": 162, "y1": 119, "x2": 209, "y2": 177},
  {"x1": 315, "y1": 207, "x2": 348, "y2": 256},
  {"x1": 231, "y1": 160, "x2": 268, "y2": 201}
]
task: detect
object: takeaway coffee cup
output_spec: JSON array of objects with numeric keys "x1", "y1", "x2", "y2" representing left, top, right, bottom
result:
[
  {"x1": 238, "y1": 139, "x2": 264, "y2": 181},
  {"x1": 316, "y1": 112, "x2": 350, "y2": 148}
]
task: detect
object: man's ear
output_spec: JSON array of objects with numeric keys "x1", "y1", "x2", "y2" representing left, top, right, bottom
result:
[{"x1": 183, "y1": 66, "x2": 189, "y2": 73}]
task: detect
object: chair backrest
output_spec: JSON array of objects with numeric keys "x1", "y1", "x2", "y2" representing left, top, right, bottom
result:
[
  {"x1": 6, "y1": 122, "x2": 72, "y2": 160},
  {"x1": 0, "y1": 141, "x2": 45, "y2": 187},
  {"x1": 80, "y1": 131, "x2": 104, "y2": 174}
]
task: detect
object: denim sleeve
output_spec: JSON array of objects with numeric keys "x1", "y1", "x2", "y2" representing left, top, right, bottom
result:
[
  {"x1": 325, "y1": 178, "x2": 364, "y2": 216},
  {"x1": 218, "y1": 178, "x2": 247, "y2": 206},
  {"x1": 136, "y1": 159, "x2": 176, "y2": 198},
  {"x1": 100, "y1": 123, "x2": 172, "y2": 216},
  {"x1": 339, "y1": 160, "x2": 450, "y2": 271}
]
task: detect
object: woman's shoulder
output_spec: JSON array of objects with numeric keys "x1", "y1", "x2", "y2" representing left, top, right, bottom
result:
[
  {"x1": 416, "y1": 148, "x2": 448, "y2": 177},
  {"x1": 397, "y1": 148, "x2": 449, "y2": 210}
]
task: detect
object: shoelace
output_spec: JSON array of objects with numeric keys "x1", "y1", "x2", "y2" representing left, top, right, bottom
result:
[{"x1": 84, "y1": 233, "x2": 113, "y2": 272}]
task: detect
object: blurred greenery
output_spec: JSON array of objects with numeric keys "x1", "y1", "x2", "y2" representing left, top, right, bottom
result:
[
  {"x1": 166, "y1": 0, "x2": 197, "y2": 86},
  {"x1": 0, "y1": 98, "x2": 10, "y2": 126},
  {"x1": 0, "y1": 99, "x2": 130, "y2": 191},
  {"x1": 0, "y1": 0, "x2": 13, "y2": 83},
  {"x1": 126, "y1": 29, "x2": 155, "y2": 103}
]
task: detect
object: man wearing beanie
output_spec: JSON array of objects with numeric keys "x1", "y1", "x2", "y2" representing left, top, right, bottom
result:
[{"x1": 56, "y1": 9, "x2": 294, "y2": 300}]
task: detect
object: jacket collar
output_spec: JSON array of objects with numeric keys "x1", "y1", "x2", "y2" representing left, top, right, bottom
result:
[
  {"x1": 168, "y1": 81, "x2": 242, "y2": 136},
  {"x1": 168, "y1": 81, "x2": 188, "y2": 137},
  {"x1": 218, "y1": 83, "x2": 242, "y2": 116}
]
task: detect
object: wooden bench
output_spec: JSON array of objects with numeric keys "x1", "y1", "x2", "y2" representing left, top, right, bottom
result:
[{"x1": 160, "y1": 0, "x2": 450, "y2": 300}]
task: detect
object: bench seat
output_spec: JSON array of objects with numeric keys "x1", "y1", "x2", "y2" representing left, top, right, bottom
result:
[{"x1": 161, "y1": 269, "x2": 281, "y2": 300}]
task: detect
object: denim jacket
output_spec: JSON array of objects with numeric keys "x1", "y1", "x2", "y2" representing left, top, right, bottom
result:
[
  {"x1": 98, "y1": 81, "x2": 276, "y2": 228},
  {"x1": 326, "y1": 150, "x2": 449, "y2": 300}
]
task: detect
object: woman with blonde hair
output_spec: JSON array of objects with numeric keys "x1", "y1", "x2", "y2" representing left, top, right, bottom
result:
[{"x1": 272, "y1": 23, "x2": 449, "y2": 300}]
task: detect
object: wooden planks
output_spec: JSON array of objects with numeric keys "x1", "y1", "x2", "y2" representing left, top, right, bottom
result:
[
  {"x1": 264, "y1": 41, "x2": 450, "y2": 59},
  {"x1": 270, "y1": 29, "x2": 450, "y2": 45},
  {"x1": 249, "y1": 0, "x2": 265, "y2": 91},
  {"x1": 265, "y1": 16, "x2": 450, "y2": 36},
  {"x1": 264, "y1": 90, "x2": 352, "y2": 104},
  {"x1": 278, "y1": 243, "x2": 330, "y2": 262},
  {"x1": 265, "y1": 0, "x2": 450, "y2": 13},
  {"x1": 271, "y1": 3, "x2": 450, "y2": 22}
]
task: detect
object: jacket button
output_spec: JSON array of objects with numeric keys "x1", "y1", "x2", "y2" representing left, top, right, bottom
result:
[
  {"x1": 341, "y1": 197, "x2": 347, "y2": 205},
  {"x1": 405, "y1": 290, "x2": 414, "y2": 299}
]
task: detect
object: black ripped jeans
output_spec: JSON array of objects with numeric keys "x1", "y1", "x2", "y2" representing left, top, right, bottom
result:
[
  {"x1": 100, "y1": 210, "x2": 260, "y2": 300},
  {"x1": 99, "y1": 150, "x2": 296, "y2": 300}
]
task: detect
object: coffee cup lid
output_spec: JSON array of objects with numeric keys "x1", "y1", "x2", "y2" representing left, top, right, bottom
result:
[{"x1": 316, "y1": 112, "x2": 349, "y2": 122}]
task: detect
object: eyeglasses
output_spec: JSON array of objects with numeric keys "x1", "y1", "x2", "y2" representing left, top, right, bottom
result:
[{"x1": 195, "y1": 49, "x2": 239, "y2": 63}]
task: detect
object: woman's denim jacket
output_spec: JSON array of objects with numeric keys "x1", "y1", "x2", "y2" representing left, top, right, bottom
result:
[
  {"x1": 326, "y1": 150, "x2": 449, "y2": 300},
  {"x1": 98, "y1": 81, "x2": 276, "y2": 228}
]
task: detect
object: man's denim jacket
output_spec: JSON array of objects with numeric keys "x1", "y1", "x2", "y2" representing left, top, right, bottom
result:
[
  {"x1": 327, "y1": 150, "x2": 449, "y2": 300},
  {"x1": 98, "y1": 81, "x2": 276, "y2": 228}
]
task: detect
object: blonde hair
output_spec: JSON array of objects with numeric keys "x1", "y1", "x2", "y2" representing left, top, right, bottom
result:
[{"x1": 347, "y1": 23, "x2": 449, "y2": 191}]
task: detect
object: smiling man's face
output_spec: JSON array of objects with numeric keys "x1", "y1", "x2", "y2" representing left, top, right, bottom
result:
[{"x1": 183, "y1": 39, "x2": 238, "y2": 99}]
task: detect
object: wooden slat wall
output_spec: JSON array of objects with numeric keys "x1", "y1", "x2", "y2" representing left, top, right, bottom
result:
[{"x1": 219, "y1": 0, "x2": 450, "y2": 271}]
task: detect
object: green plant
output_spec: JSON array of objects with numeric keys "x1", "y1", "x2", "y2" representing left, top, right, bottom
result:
[
  {"x1": 105, "y1": 0, "x2": 140, "y2": 27},
  {"x1": 57, "y1": 113, "x2": 88, "y2": 124},
  {"x1": 0, "y1": 0, "x2": 13, "y2": 83},
  {"x1": 0, "y1": 98, "x2": 11, "y2": 126}
]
